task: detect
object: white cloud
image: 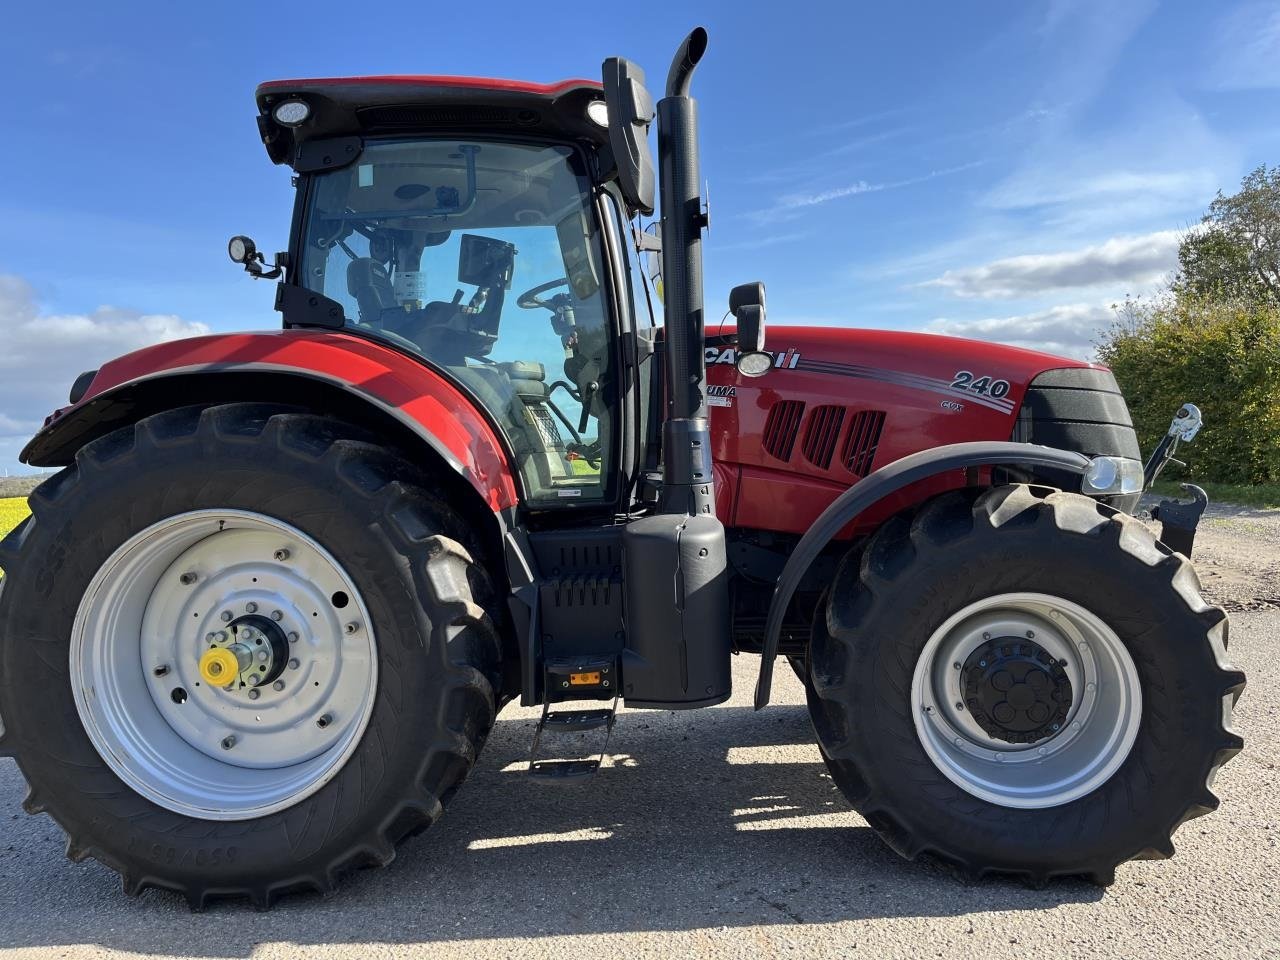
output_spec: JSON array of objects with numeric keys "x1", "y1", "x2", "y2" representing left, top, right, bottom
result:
[
  {"x1": 926, "y1": 303, "x2": 1115, "y2": 360},
  {"x1": 924, "y1": 229, "x2": 1182, "y2": 299},
  {"x1": 0, "y1": 275, "x2": 208, "y2": 457},
  {"x1": 749, "y1": 162, "x2": 984, "y2": 225}
]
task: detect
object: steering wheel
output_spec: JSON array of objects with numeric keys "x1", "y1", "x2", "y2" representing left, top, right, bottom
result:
[{"x1": 517, "y1": 277, "x2": 571, "y2": 310}]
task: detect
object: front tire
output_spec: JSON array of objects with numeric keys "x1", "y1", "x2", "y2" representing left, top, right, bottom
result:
[
  {"x1": 807, "y1": 485, "x2": 1245, "y2": 885},
  {"x1": 0, "y1": 404, "x2": 504, "y2": 907}
]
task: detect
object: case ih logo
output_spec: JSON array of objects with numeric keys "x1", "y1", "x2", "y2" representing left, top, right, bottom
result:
[{"x1": 706, "y1": 346, "x2": 802, "y2": 369}]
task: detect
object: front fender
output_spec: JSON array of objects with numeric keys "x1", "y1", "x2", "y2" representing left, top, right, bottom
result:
[
  {"x1": 21, "y1": 330, "x2": 519, "y2": 511},
  {"x1": 754, "y1": 441, "x2": 1091, "y2": 709}
]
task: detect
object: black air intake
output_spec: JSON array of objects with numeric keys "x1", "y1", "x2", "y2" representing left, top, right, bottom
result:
[
  {"x1": 801, "y1": 405, "x2": 846, "y2": 470},
  {"x1": 763, "y1": 401, "x2": 806, "y2": 461},
  {"x1": 842, "y1": 410, "x2": 886, "y2": 477}
]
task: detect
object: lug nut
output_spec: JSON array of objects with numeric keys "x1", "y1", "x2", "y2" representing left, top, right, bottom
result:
[
  {"x1": 255, "y1": 650, "x2": 269, "y2": 663},
  {"x1": 982, "y1": 632, "x2": 991, "y2": 640},
  {"x1": 955, "y1": 701, "x2": 964, "y2": 711},
  {"x1": 221, "y1": 736, "x2": 236, "y2": 750},
  {"x1": 274, "y1": 549, "x2": 290, "y2": 562},
  {"x1": 288, "y1": 658, "x2": 300, "y2": 670},
  {"x1": 273, "y1": 680, "x2": 285, "y2": 692},
  {"x1": 246, "y1": 602, "x2": 258, "y2": 614},
  {"x1": 221, "y1": 611, "x2": 233, "y2": 623},
  {"x1": 248, "y1": 688, "x2": 260, "y2": 701},
  {"x1": 271, "y1": 610, "x2": 283, "y2": 622},
  {"x1": 345, "y1": 621, "x2": 360, "y2": 635},
  {"x1": 215, "y1": 630, "x2": 228, "y2": 643},
  {"x1": 317, "y1": 714, "x2": 332, "y2": 728},
  {"x1": 248, "y1": 674, "x2": 262, "y2": 686},
  {"x1": 1026, "y1": 630, "x2": 1035, "y2": 639},
  {"x1": 180, "y1": 572, "x2": 197, "y2": 586},
  {"x1": 288, "y1": 632, "x2": 299, "y2": 644},
  {"x1": 953, "y1": 661, "x2": 961, "y2": 670}
]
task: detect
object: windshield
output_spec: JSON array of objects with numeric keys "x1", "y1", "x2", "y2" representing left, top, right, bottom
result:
[{"x1": 300, "y1": 139, "x2": 615, "y2": 505}]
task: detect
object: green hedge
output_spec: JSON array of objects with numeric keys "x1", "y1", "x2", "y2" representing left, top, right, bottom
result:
[{"x1": 1097, "y1": 296, "x2": 1280, "y2": 484}]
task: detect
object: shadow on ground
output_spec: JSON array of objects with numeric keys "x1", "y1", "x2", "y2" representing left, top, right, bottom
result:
[{"x1": 0, "y1": 699, "x2": 1103, "y2": 955}]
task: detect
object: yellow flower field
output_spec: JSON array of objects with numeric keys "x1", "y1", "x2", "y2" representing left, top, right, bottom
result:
[{"x1": 0, "y1": 499, "x2": 31, "y2": 575}]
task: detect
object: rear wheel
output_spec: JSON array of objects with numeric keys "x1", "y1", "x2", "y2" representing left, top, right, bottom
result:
[
  {"x1": 0, "y1": 404, "x2": 504, "y2": 907},
  {"x1": 807, "y1": 485, "x2": 1245, "y2": 885}
]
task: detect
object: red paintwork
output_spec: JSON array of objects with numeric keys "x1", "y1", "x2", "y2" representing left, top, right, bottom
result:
[
  {"x1": 67, "y1": 330, "x2": 520, "y2": 511},
  {"x1": 256, "y1": 76, "x2": 600, "y2": 95},
  {"x1": 706, "y1": 326, "x2": 1100, "y2": 537},
  {"x1": 36, "y1": 322, "x2": 1101, "y2": 530}
]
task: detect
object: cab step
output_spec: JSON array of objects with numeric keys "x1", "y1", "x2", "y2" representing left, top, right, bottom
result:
[
  {"x1": 529, "y1": 758, "x2": 601, "y2": 783},
  {"x1": 544, "y1": 708, "x2": 614, "y2": 732},
  {"x1": 528, "y1": 657, "x2": 619, "y2": 785}
]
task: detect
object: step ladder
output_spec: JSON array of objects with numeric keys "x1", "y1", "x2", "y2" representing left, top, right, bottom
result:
[{"x1": 528, "y1": 656, "x2": 619, "y2": 784}]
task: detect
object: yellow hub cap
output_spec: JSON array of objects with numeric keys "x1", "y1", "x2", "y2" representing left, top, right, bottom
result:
[{"x1": 199, "y1": 647, "x2": 240, "y2": 687}]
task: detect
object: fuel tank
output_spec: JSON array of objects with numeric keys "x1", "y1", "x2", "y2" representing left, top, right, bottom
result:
[{"x1": 706, "y1": 326, "x2": 1136, "y2": 537}]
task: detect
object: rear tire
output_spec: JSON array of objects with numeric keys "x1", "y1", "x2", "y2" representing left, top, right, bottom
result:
[
  {"x1": 807, "y1": 485, "x2": 1245, "y2": 885},
  {"x1": 0, "y1": 403, "x2": 504, "y2": 907}
]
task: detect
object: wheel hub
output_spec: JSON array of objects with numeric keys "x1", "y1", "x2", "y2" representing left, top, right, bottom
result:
[
  {"x1": 201, "y1": 614, "x2": 291, "y2": 689},
  {"x1": 961, "y1": 639, "x2": 1072, "y2": 744}
]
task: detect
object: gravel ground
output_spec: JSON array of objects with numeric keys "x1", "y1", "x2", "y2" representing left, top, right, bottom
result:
[{"x1": 0, "y1": 602, "x2": 1276, "y2": 959}]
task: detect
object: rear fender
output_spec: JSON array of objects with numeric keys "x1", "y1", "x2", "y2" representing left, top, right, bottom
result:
[
  {"x1": 20, "y1": 330, "x2": 520, "y2": 512},
  {"x1": 754, "y1": 441, "x2": 1091, "y2": 709}
]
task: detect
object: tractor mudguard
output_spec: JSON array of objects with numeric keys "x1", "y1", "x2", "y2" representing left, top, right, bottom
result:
[
  {"x1": 753, "y1": 441, "x2": 1091, "y2": 709},
  {"x1": 20, "y1": 330, "x2": 519, "y2": 511}
]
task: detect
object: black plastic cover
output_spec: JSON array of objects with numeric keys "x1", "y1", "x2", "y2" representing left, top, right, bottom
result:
[{"x1": 622, "y1": 513, "x2": 731, "y2": 708}]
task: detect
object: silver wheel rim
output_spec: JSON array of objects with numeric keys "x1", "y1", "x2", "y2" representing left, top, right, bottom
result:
[
  {"x1": 70, "y1": 510, "x2": 377, "y2": 820},
  {"x1": 911, "y1": 592, "x2": 1141, "y2": 809}
]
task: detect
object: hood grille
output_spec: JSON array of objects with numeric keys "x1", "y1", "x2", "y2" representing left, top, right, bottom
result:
[
  {"x1": 842, "y1": 410, "x2": 886, "y2": 477},
  {"x1": 801, "y1": 405, "x2": 846, "y2": 470},
  {"x1": 762, "y1": 401, "x2": 806, "y2": 461}
]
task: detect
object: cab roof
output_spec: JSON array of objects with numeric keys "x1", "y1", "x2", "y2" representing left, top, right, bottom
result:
[{"x1": 254, "y1": 75, "x2": 609, "y2": 169}]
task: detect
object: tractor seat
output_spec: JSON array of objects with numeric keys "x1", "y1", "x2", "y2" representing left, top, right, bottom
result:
[
  {"x1": 346, "y1": 259, "x2": 397, "y2": 324},
  {"x1": 499, "y1": 361, "x2": 547, "y2": 403}
]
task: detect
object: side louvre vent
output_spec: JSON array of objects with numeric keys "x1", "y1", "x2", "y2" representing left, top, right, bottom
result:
[
  {"x1": 801, "y1": 405, "x2": 846, "y2": 470},
  {"x1": 842, "y1": 410, "x2": 886, "y2": 477},
  {"x1": 762, "y1": 400, "x2": 806, "y2": 461}
]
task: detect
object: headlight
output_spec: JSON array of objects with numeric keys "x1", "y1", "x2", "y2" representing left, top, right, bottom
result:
[
  {"x1": 1081, "y1": 456, "x2": 1144, "y2": 496},
  {"x1": 735, "y1": 351, "x2": 773, "y2": 378}
]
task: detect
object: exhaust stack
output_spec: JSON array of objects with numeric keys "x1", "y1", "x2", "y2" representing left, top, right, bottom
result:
[{"x1": 656, "y1": 27, "x2": 713, "y2": 517}]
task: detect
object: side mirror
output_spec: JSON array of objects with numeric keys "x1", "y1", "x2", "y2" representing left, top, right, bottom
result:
[
  {"x1": 601, "y1": 57, "x2": 656, "y2": 215},
  {"x1": 228, "y1": 235, "x2": 283, "y2": 280},
  {"x1": 729, "y1": 282, "x2": 770, "y2": 377}
]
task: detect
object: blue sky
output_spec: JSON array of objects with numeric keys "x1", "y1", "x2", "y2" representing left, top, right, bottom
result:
[{"x1": 1, "y1": 0, "x2": 1278, "y2": 472}]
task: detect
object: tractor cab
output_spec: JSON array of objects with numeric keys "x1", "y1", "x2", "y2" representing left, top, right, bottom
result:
[{"x1": 250, "y1": 76, "x2": 649, "y2": 508}]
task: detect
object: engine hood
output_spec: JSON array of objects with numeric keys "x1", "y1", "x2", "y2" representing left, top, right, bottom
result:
[{"x1": 705, "y1": 325, "x2": 1115, "y2": 536}]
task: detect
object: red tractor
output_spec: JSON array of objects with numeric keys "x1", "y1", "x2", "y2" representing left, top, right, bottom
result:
[{"x1": 0, "y1": 29, "x2": 1244, "y2": 907}]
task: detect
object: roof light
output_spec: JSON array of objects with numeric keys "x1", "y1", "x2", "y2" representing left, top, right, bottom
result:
[
  {"x1": 586, "y1": 100, "x2": 609, "y2": 128},
  {"x1": 272, "y1": 99, "x2": 311, "y2": 126}
]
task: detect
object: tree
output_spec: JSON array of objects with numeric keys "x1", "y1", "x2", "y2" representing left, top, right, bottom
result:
[{"x1": 1175, "y1": 164, "x2": 1280, "y2": 304}]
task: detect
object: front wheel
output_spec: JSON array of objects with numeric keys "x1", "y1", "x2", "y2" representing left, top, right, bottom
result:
[
  {"x1": 0, "y1": 404, "x2": 504, "y2": 907},
  {"x1": 807, "y1": 485, "x2": 1245, "y2": 885}
]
